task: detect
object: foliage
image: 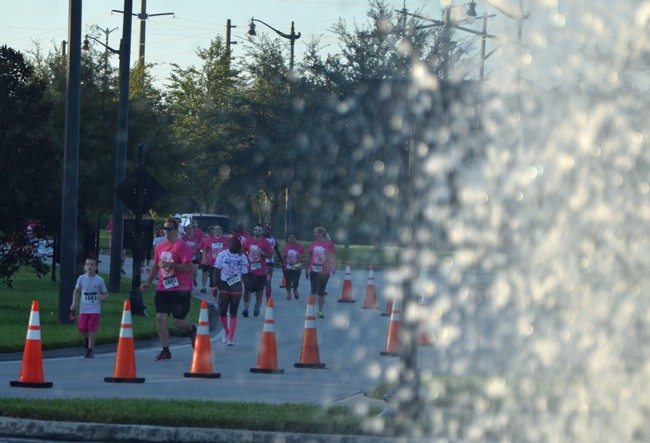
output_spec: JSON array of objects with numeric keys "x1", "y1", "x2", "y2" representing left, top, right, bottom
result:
[
  {"x1": 167, "y1": 37, "x2": 245, "y2": 216},
  {"x1": 0, "y1": 45, "x2": 59, "y2": 287}
]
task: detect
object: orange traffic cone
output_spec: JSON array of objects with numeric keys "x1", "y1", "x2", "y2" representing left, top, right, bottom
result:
[
  {"x1": 381, "y1": 298, "x2": 393, "y2": 317},
  {"x1": 337, "y1": 263, "x2": 356, "y2": 303},
  {"x1": 294, "y1": 295, "x2": 326, "y2": 369},
  {"x1": 380, "y1": 298, "x2": 401, "y2": 357},
  {"x1": 362, "y1": 267, "x2": 379, "y2": 309},
  {"x1": 280, "y1": 274, "x2": 286, "y2": 288},
  {"x1": 10, "y1": 301, "x2": 52, "y2": 388},
  {"x1": 250, "y1": 297, "x2": 284, "y2": 374},
  {"x1": 105, "y1": 300, "x2": 145, "y2": 383},
  {"x1": 418, "y1": 295, "x2": 434, "y2": 346},
  {"x1": 185, "y1": 300, "x2": 221, "y2": 378}
]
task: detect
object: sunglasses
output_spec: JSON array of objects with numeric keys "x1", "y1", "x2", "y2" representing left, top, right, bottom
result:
[{"x1": 163, "y1": 226, "x2": 175, "y2": 231}]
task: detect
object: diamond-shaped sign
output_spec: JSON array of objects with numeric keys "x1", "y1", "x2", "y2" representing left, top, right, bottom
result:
[{"x1": 115, "y1": 166, "x2": 166, "y2": 214}]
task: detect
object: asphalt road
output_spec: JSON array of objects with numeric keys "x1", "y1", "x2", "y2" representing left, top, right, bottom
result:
[{"x1": 0, "y1": 255, "x2": 437, "y2": 407}]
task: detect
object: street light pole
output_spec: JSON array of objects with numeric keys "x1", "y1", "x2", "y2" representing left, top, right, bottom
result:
[
  {"x1": 247, "y1": 18, "x2": 301, "y2": 69},
  {"x1": 248, "y1": 18, "x2": 301, "y2": 237}
]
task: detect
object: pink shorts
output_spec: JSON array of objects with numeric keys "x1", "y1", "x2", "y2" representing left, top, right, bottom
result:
[{"x1": 78, "y1": 313, "x2": 100, "y2": 333}]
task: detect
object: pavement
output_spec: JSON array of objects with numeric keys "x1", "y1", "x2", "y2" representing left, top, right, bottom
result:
[{"x1": 0, "y1": 254, "x2": 436, "y2": 442}]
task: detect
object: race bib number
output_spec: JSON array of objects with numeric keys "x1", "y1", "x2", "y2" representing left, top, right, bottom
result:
[
  {"x1": 312, "y1": 265, "x2": 323, "y2": 273},
  {"x1": 251, "y1": 262, "x2": 262, "y2": 271},
  {"x1": 83, "y1": 293, "x2": 98, "y2": 302},
  {"x1": 226, "y1": 274, "x2": 241, "y2": 286},
  {"x1": 162, "y1": 276, "x2": 179, "y2": 289}
]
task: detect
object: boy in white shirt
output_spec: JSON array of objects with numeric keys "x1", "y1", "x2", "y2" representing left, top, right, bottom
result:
[{"x1": 70, "y1": 255, "x2": 109, "y2": 358}]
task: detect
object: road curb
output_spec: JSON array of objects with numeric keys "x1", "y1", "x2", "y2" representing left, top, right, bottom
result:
[{"x1": 0, "y1": 416, "x2": 418, "y2": 442}]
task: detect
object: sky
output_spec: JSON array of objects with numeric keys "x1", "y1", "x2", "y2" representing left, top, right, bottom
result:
[
  {"x1": 0, "y1": 0, "x2": 535, "y2": 87},
  {"x1": 0, "y1": 0, "x2": 424, "y2": 85}
]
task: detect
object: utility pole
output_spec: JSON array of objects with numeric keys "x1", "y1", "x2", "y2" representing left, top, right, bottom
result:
[
  {"x1": 59, "y1": 0, "x2": 82, "y2": 324},
  {"x1": 226, "y1": 19, "x2": 237, "y2": 57},
  {"x1": 113, "y1": 0, "x2": 174, "y2": 67},
  {"x1": 108, "y1": 0, "x2": 134, "y2": 293},
  {"x1": 96, "y1": 26, "x2": 118, "y2": 70}
]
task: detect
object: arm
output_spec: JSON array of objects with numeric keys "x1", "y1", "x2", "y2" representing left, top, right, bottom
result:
[
  {"x1": 99, "y1": 291, "x2": 109, "y2": 301},
  {"x1": 141, "y1": 263, "x2": 160, "y2": 290},
  {"x1": 330, "y1": 243, "x2": 337, "y2": 274},
  {"x1": 273, "y1": 242, "x2": 284, "y2": 267},
  {"x1": 70, "y1": 287, "x2": 80, "y2": 310}
]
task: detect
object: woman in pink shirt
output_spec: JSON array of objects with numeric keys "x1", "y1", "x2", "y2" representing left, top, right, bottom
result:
[
  {"x1": 282, "y1": 232, "x2": 305, "y2": 300},
  {"x1": 305, "y1": 226, "x2": 337, "y2": 318}
]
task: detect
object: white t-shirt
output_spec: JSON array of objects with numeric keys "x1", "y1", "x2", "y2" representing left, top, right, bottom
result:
[
  {"x1": 76, "y1": 274, "x2": 108, "y2": 314},
  {"x1": 215, "y1": 250, "x2": 249, "y2": 283}
]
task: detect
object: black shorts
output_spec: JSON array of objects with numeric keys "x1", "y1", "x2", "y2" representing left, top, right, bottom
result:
[
  {"x1": 200, "y1": 264, "x2": 213, "y2": 272},
  {"x1": 246, "y1": 274, "x2": 266, "y2": 293},
  {"x1": 154, "y1": 290, "x2": 191, "y2": 319},
  {"x1": 309, "y1": 272, "x2": 330, "y2": 297}
]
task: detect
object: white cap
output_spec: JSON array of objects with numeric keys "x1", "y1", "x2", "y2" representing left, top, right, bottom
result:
[{"x1": 174, "y1": 213, "x2": 181, "y2": 218}]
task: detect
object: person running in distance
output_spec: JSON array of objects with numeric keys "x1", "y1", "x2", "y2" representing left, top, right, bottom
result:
[
  {"x1": 182, "y1": 224, "x2": 202, "y2": 288},
  {"x1": 198, "y1": 226, "x2": 229, "y2": 293},
  {"x1": 141, "y1": 218, "x2": 197, "y2": 361},
  {"x1": 190, "y1": 218, "x2": 204, "y2": 239},
  {"x1": 263, "y1": 223, "x2": 284, "y2": 302},
  {"x1": 242, "y1": 224, "x2": 274, "y2": 318},
  {"x1": 70, "y1": 255, "x2": 109, "y2": 358},
  {"x1": 214, "y1": 236, "x2": 249, "y2": 346},
  {"x1": 306, "y1": 226, "x2": 337, "y2": 318},
  {"x1": 282, "y1": 232, "x2": 306, "y2": 300},
  {"x1": 231, "y1": 222, "x2": 250, "y2": 244}
]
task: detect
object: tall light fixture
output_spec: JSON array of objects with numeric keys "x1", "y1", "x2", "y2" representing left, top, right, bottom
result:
[{"x1": 247, "y1": 18, "x2": 301, "y2": 237}]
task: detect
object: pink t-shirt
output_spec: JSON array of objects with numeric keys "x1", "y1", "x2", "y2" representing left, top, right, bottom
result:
[
  {"x1": 181, "y1": 232, "x2": 203, "y2": 261},
  {"x1": 154, "y1": 239, "x2": 193, "y2": 291},
  {"x1": 199, "y1": 235, "x2": 229, "y2": 266},
  {"x1": 308, "y1": 240, "x2": 336, "y2": 275},
  {"x1": 243, "y1": 237, "x2": 274, "y2": 276},
  {"x1": 282, "y1": 243, "x2": 306, "y2": 270}
]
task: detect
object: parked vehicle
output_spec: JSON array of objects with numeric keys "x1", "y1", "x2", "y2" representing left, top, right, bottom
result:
[{"x1": 180, "y1": 214, "x2": 235, "y2": 233}]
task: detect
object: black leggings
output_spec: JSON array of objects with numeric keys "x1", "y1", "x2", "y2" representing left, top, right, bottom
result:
[
  {"x1": 217, "y1": 281, "x2": 243, "y2": 317},
  {"x1": 283, "y1": 269, "x2": 301, "y2": 290}
]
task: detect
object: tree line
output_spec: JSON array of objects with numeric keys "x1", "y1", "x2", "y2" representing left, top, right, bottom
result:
[{"x1": 1, "y1": 1, "x2": 473, "y2": 285}]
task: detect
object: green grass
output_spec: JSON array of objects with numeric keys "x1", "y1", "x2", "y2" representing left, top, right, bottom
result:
[
  {"x1": 0, "y1": 398, "x2": 387, "y2": 436},
  {"x1": 0, "y1": 268, "x2": 199, "y2": 353}
]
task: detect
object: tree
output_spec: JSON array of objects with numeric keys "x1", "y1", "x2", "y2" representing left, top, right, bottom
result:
[
  {"x1": 0, "y1": 45, "x2": 59, "y2": 286},
  {"x1": 166, "y1": 37, "x2": 245, "y2": 215}
]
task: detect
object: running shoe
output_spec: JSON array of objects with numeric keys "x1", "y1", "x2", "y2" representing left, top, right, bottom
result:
[
  {"x1": 317, "y1": 311, "x2": 324, "y2": 319},
  {"x1": 253, "y1": 306, "x2": 260, "y2": 317},
  {"x1": 286, "y1": 293, "x2": 291, "y2": 300},
  {"x1": 293, "y1": 290, "x2": 299, "y2": 299},
  {"x1": 200, "y1": 288, "x2": 207, "y2": 293},
  {"x1": 84, "y1": 349, "x2": 94, "y2": 358},
  {"x1": 190, "y1": 324, "x2": 197, "y2": 348},
  {"x1": 222, "y1": 333, "x2": 228, "y2": 344},
  {"x1": 227, "y1": 341, "x2": 234, "y2": 346},
  {"x1": 155, "y1": 349, "x2": 171, "y2": 361},
  {"x1": 242, "y1": 308, "x2": 249, "y2": 318}
]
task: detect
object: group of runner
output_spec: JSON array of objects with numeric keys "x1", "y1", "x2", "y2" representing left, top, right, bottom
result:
[{"x1": 139, "y1": 217, "x2": 337, "y2": 359}]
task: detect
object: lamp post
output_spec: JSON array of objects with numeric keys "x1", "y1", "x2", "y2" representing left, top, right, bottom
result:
[
  {"x1": 247, "y1": 18, "x2": 301, "y2": 237},
  {"x1": 248, "y1": 18, "x2": 301, "y2": 70}
]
